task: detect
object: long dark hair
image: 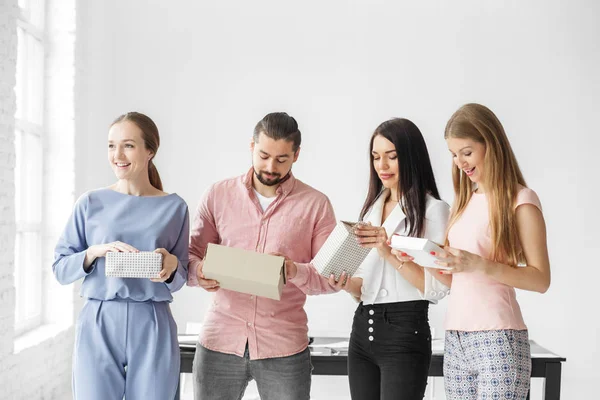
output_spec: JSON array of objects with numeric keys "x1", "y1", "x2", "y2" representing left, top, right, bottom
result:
[
  {"x1": 359, "y1": 118, "x2": 440, "y2": 237},
  {"x1": 111, "y1": 112, "x2": 163, "y2": 191}
]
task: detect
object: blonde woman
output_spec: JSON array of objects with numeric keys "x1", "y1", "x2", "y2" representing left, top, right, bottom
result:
[{"x1": 433, "y1": 104, "x2": 551, "y2": 399}]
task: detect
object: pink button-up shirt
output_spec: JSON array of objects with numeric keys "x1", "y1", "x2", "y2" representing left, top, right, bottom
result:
[{"x1": 188, "y1": 169, "x2": 338, "y2": 360}]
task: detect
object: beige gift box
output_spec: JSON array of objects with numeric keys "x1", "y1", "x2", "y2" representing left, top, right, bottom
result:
[{"x1": 202, "y1": 243, "x2": 286, "y2": 301}]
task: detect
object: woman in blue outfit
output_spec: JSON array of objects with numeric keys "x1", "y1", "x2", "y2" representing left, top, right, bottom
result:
[{"x1": 53, "y1": 112, "x2": 189, "y2": 400}]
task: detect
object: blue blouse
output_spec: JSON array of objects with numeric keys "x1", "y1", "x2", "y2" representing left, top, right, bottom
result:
[{"x1": 53, "y1": 188, "x2": 189, "y2": 302}]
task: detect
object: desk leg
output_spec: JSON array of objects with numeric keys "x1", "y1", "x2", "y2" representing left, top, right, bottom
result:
[
  {"x1": 526, "y1": 389, "x2": 530, "y2": 400},
  {"x1": 543, "y1": 362, "x2": 562, "y2": 400}
]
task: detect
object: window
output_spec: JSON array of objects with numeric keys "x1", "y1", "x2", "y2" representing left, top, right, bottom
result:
[{"x1": 14, "y1": 0, "x2": 46, "y2": 335}]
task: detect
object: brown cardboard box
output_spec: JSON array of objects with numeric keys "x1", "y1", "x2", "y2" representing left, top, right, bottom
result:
[{"x1": 202, "y1": 243, "x2": 286, "y2": 301}]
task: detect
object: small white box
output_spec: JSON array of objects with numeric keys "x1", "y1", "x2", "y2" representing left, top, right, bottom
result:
[
  {"x1": 312, "y1": 221, "x2": 372, "y2": 281},
  {"x1": 389, "y1": 235, "x2": 450, "y2": 269},
  {"x1": 105, "y1": 251, "x2": 163, "y2": 278}
]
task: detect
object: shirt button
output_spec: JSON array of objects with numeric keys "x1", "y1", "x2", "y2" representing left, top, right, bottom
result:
[
  {"x1": 429, "y1": 290, "x2": 437, "y2": 297},
  {"x1": 368, "y1": 310, "x2": 374, "y2": 315},
  {"x1": 270, "y1": 312, "x2": 275, "y2": 317},
  {"x1": 368, "y1": 327, "x2": 373, "y2": 333},
  {"x1": 368, "y1": 336, "x2": 374, "y2": 341},
  {"x1": 368, "y1": 319, "x2": 373, "y2": 325},
  {"x1": 247, "y1": 322, "x2": 253, "y2": 327},
  {"x1": 379, "y1": 289, "x2": 388, "y2": 297},
  {"x1": 250, "y1": 295, "x2": 254, "y2": 299},
  {"x1": 446, "y1": 290, "x2": 451, "y2": 295}
]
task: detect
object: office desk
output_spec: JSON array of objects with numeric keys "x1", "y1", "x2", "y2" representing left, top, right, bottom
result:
[{"x1": 178, "y1": 336, "x2": 565, "y2": 400}]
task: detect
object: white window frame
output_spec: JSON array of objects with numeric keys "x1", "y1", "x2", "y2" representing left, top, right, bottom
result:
[{"x1": 14, "y1": 0, "x2": 46, "y2": 336}]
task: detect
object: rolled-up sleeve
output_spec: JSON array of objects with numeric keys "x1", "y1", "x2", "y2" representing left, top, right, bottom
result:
[
  {"x1": 188, "y1": 186, "x2": 220, "y2": 286},
  {"x1": 288, "y1": 197, "x2": 338, "y2": 295}
]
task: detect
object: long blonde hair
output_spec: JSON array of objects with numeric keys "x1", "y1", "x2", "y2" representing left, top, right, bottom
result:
[{"x1": 444, "y1": 103, "x2": 526, "y2": 265}]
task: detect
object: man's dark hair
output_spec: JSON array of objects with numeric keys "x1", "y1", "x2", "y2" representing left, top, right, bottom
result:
[{"x1": 253, "y1": 112, "x2": 301, "y2": 152}]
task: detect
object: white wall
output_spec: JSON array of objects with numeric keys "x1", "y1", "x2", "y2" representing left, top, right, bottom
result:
[{"x1": 74, "y1": 0, "x2": 600, "y2": 398}]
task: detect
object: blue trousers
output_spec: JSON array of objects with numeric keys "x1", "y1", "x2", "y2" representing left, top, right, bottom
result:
[
  {"x1": 72, "y1": 299, "x2": 179, "y2": 400},
  {"x1": 193, "y1": 343, "x2": 312, "y2": 400}
]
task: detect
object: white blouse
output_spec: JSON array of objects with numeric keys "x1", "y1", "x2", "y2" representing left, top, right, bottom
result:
[{"x1": 354, "y1": 190, "x2": 451, "y2": 305}]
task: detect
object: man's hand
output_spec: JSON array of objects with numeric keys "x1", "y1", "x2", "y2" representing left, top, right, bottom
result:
[
  {"x1": 328, "y1": 271, "x2": 350, "y2": 292},
  {"x1": 195, "y1": 259, "x2": 220, "y2": 292},
  {"x1": 270, "y1": 252, "x2": 297, "y2": 280}
]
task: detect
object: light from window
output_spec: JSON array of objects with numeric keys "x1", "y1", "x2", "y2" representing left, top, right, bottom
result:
[{"x1": 14, "y1": 0, "x2": 45, "y2": 335}]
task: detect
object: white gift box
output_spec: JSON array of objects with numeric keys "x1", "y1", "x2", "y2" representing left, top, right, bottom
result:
[
  {"x1": 389, "y1": 235, "x2": 450, "y2": 269},
  {"x1": 105, "y1": 251, "x2": 163, "y2": 278},
  {"x1": 312, "y1": 221, "x2": 372, "y2": 281}
]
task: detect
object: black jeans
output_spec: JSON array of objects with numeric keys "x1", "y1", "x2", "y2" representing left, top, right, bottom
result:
[{"x1": 348, "y1": 301, "x2": 432, "y2": 400}]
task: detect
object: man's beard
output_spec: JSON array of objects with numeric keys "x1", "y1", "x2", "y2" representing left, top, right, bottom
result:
[{"x1": 254, "y1": 168, "x2": 287, "y2": 186}]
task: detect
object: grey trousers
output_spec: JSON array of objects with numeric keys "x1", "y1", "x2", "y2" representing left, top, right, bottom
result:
[{"x1": 193, "y1": 343, "x2": 312, "y2": 400}]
